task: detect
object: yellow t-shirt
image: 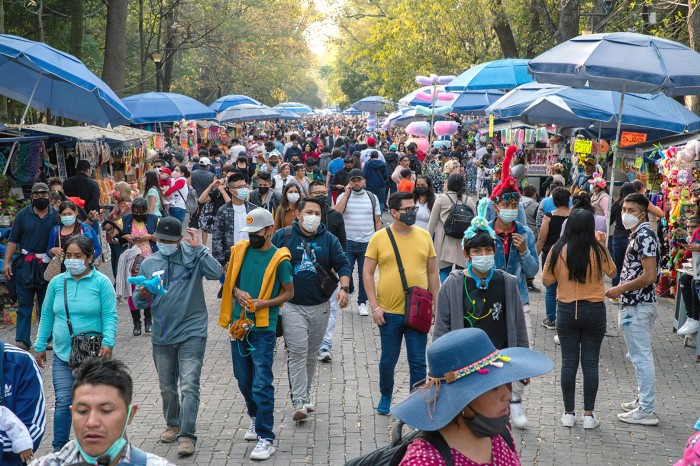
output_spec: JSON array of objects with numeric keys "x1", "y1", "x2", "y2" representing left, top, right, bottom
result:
[{"x1": 365, "y1": 226, "x2": 436, "y2": 315}]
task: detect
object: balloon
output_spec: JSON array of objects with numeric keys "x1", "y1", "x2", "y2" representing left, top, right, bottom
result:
[
  {"x1": 437, "y1": 92, "x2": 456, "y2": 101},
  {"x1": 405, "y1": 121, "x2": 431, "y2": 137},
  {"x1": 433, "y1": 106, "x2": 453, "y2": 115},
  {"x1": 415, "y1": 92, "x2": 433, "y2": 102},
  {"x1": 434, "y1": 121, "x2": 460, "y2": 136},
  {"x1": 414, "y1": 105, "x2": 433, "y2": 116},
  {"x1": 416, "y1": 76, "x2": 434, "y2": 86},
  {"x1": 437, "y1": 75, "x2": 456, "y2": 85},
  {"x1": 406, "y1": 137, "x2": 429, "y2": 152}
]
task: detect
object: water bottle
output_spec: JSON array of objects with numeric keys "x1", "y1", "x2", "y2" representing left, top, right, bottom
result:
[{"x1": 694, "y1": 415, "x2": 700, "y2": 430}]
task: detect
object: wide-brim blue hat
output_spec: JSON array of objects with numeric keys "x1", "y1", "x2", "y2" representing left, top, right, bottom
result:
[{"x1": 391, "y1": 328, "x2": 553, "y2": 431}]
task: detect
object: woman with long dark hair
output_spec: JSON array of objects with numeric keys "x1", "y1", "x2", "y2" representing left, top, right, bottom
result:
[
  {"x1": 413, "y1": 175, "x2": 435, "y2": 230},
  {"x1": 274, "y1": 183, "x2": 301, "y2": 230},
  {"x1": 609, "y1": 182, "x2": 637, "y2": 291},
  {"x1": 542, "y1": 209, "x2": 616, "y2": 429},
  {"x1": 144, "y1": 170, "x2": 166, "y2": 218}
]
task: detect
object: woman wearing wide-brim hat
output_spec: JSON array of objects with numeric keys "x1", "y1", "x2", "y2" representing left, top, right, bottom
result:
[{"x1": 392, "y1": 328, "x2": 552, "y2": 465}]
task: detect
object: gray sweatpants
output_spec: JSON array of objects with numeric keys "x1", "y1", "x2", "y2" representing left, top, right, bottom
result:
[{"x1": 282, "y1": 301, "x2": 330, "y2": 404}]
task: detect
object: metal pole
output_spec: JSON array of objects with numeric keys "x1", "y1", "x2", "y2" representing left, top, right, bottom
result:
[
  {"x1": 430, "y1": 82, "x2": 436, "y2": 144},
  {"x1": 19, "y1": 74, "x2": 42, "y2": 131},
  {"x1": 606, "y1": 84, "x2": 626, "y2": 239}
]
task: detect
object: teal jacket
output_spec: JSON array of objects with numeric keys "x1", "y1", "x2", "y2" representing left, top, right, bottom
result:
[{"x1": 34, "y1": 268, "x2": 118, "y2": 362}]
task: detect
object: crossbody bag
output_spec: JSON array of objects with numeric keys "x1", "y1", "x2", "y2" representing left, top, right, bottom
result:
[{"x1": 64, "y1": 277, "x2": 103, "y2": 368}]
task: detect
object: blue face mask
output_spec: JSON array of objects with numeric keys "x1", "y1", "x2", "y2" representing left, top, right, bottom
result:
[
  {"x1": 352, "y1": 188, "x2": 365, "y2": 195},
  {"x1": 64, "y1": 259, "x2": 87, "y2": 276},
  {"x1": 235, "y1": 187, "x2": 249, "y2": 201},
  {"x1": 74, "y1": 405, "x2": 132, "y2": 464},
  {"x1": 61, "y1": 215, "x2": 76, "y2": 226},
  {"x1": 158, "y1": 243, "x2": 179, "y2": 256}
]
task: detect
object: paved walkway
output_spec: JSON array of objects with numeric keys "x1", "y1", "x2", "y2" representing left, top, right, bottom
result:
[{"x1": 1, "y1": 267, "x2": 699, "y2": 465}]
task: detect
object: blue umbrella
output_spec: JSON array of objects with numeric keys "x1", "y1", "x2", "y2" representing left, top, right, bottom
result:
[
  {"x1": 277, "y1": 108, "x2": 302, "y2": 120},
  {"x1": 274, "y1": 102, "x2": 314, "y2": 114},
  {"x1": 0, "y1": 34, "x2": 131, "y2": 128},
  {"x1": 445, "y1": 59, "x2": 533, "y2": 92},
  {"x1": 382, "y1": 108, "x2": 427, "y2": 128},
  {"x1": 208, "y1": 94, "x2": 262, "y2": 112},
  {"x1": 452, "y1": 90, "x2": 505, "y2": 115},
  {"x1": 217, "y1": 104, "x2": 281, "y2": 123},
  {"x1": 352, "y1": 96, "x2": 394, "y2": 113},
  {"x1": 343, "y1": 107, "x2": 363, "y2": 115},
  {"x1": 123, "y1": 92, "x2": 216, "y2": 124}
]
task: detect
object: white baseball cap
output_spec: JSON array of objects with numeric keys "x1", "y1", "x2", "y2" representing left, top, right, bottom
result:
[
  {"x1": 199, "y1": 157, "x2": 211, "y2": 166},
  {"x1": 240, "y1": 208, "x2": 274, "y2": 233}
]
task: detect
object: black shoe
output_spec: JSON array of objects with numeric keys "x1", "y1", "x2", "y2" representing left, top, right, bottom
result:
[
  {"x1": 528, "y1": 284, "x2": 541, "y2": 293},
  {"x1": 133, "y1": 322, "x2": 142, "y2": 336},
  {"x1": 144, "y1": 318, "x2": 152, "y2": 334},
  {"x1": 217, "y1": 286, "x2": 223, "y2": 299},
  {"x1": 15, "y1": 341, "x2": 30, "y2": 352},
  {"x1": 541, "y1": 318, "x2": 556, "y2": 330}
]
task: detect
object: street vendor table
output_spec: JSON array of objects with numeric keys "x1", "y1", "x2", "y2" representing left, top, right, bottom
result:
[{"x1": 674, "y1": 268, "x2": 700, "y2": 359}]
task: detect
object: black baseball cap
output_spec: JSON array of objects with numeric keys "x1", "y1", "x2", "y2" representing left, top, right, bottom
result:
[
  {"x1": 343, "y1": 156, "x2": 354, "y2": 163},
  {"x1": 349, "y1": 169, "x2": 364, "y2": 180},
  {"x1": 153, "y1": 217, "x2": 182, "y2": 241}
]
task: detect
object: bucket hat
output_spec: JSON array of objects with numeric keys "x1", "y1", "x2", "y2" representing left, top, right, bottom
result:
[{"x1": 391, "y1": 328, "x2": 552, "y2": 431}]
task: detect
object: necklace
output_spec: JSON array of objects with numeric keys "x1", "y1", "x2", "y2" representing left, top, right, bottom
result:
[{"x1": 463, "y1": 271, "x2": 493, "y2": 327}]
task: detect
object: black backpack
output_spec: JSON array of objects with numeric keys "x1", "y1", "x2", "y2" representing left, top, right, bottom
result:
[{"x1": 443, "y1": 193, "x2": 474, "y2": 238}]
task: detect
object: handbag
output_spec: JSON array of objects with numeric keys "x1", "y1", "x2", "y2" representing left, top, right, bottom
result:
[
  {"x1": 64, "y1": 277, "x2": 103, "y2": 368},
  {"x1": 44, "y1": 235, "x2": 63, "y2": 282},
  {"x1": 385, "y1": 227, "x2": 434, "y2": 333},
  {"x1": 302, "y1": 240, "x2": 339, "y2": 297}
]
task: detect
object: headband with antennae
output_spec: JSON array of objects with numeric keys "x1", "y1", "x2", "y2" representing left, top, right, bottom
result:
[{"x1": 464, "y1": 197, "x2": 496, "y2": 240}]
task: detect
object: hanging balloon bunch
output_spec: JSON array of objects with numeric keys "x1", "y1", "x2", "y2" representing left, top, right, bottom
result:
[{"x1": 405, "y1": 74, "x2": 459, "y2": 143}]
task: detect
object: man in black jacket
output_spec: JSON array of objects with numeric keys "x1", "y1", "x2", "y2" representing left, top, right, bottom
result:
[
  {"x1": 63, "y1": 159, "x2": 101, "y2": 216},
  {"x1": 249, "y1": 172, "x2": 281, "y2": 214},
  {"x1": 330, "y1": 157, "x2": 354, "y2": 198},
  {"x1": 308, "y1": 181, "x2": 347, "y2": 363}
]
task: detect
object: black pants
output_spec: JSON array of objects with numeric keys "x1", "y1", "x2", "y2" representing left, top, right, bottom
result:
[
  {"x1": 679, "y1": 273, "x2": 700, "y2": 320},
  {"x1": 557, "y1": 300, "x2": 606, "y2": 413},
  {"x1": 131, "y1": 307, "x2": 151, "y2": 324}
]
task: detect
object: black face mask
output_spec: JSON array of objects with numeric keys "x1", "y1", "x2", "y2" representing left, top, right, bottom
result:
[
  {"x1": 133, "y1": 214, "x2": 147, "y2": 222},
  {"x1": 345, "y1": 167, "x2": 352, "y2": 172},
  {"x1": 258, "y1": 187, "x2": 270, "y2": 195},
  {"x1": 314, "y1": 195, "x2": 328, "y2": 207},
  {"x1": 486, "y1": 148, "x2": 494, "y2": 154},
  {"x1": 399, "y1": 211, "x2": 417, "y2": 226},
  {"x1": 270, "y1": 161, "x2": 279, "y2": 167},
  {"x1": 248, "y1": 232, "x2": 267, "y2": 249},
  {"x1": 33, "y1": 198, "x2": 50, "y2": 210},
  {"x1": 462, "y1": 405, "x2": 510, "y2": 438},
  {"x1": 414, "y1": 187, "x2": 429, "y2": 196}
]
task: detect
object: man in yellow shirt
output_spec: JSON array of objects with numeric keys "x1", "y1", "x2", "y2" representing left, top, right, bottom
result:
[{"x1": 363, "y1": 192, "x2": 440, "y2": 415}]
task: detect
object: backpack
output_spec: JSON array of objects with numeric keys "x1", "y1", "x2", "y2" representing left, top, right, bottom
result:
[
  {"x1": 348, "y1": 191, "x2": 381, "y2": 230},
  {"x1": 180, "y1": 185, "x2": 199, "y2": 215},
  {"x1": 443, "y1": 193, "x2": 474, "y2": 238}
]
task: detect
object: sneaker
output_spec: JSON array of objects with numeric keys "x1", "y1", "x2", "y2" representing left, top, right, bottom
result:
[
  {"x1": 678, "y1": 317, "x2": 700, "y2": 336},
  {"x1": 177, "y1": 438, "x2": 195, "y2": 456},
  {"x1": 244, "y1": 417, "x2": 257, "y2": 441},
  {"x1": 377, "y1": 395, "x2": 391, "y2": 415},
  {"x1": 14, "y1": 341, "x2": 30, "y2": 352},
  {"x1": 609, "y1": 297, "x2": 620, "y2": 305},
  {"x1": 528, "y1": 283, "x2": 541, "y2": 293},
  {"x1": 250, "y1": 438, "x2": 276, "y2": 460},
  {"x1": 620, "y1": 396, "x2": 639, "y2": 412},
  {"x1": 583, "y1": 413, "x2": 600, "y2": 429},
  {"x1": 160, "y1": 425, "x2": 180, "y2": 443},
  {"x1": 358, "y1": 303, "x2": 370, "y2": 316},
  {"x1": 561, "y1": 412, "x2": 576, "y2": 427},
  {"x1": 542, "y1": 319, "x2": 556, "y2": 330},
  {"x1": 554, "y1": 334, "x2": 560, "y2": 345},
  {"x1": 304, "y1": 402, "x2": 315, "y2": 413},
  {"x1": 318, "y1": 348, "x2": 332, "y2": 362},
  {"x1": 293, "y1": 400, "x2": 308, "y2": 422},
  {"x1": 510, "y1": 401, "x2": 528, "y2": 429},
  {"x1": 617, "y1": 407, "x2": 659, "y2": 425}
]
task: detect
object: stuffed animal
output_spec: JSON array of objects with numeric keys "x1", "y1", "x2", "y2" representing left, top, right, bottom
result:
[{"x1": 128, "y1": 273, "x2": 167, "y2": 296}]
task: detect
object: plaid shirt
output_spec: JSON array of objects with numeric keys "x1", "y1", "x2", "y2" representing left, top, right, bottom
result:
[{"x1": 29, "y1": 442, "x2": 175, "y2": 466}]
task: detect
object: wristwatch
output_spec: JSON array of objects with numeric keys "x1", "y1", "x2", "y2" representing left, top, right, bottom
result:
[{"x1": 340, "y1": 286, "x2": 350, "y2": 293}]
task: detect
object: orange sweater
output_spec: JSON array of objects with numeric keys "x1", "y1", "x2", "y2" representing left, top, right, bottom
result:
[{"x1": 398, "y1": 179, "x2": 415, "y2": 193}]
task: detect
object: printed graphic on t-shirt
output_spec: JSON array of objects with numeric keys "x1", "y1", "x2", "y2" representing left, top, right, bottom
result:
[{"x1": 620, "y1": 224, "x2": 658, "y2": 306}]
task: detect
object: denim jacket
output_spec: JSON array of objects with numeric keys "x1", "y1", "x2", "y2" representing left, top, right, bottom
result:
[{"x1": 489, "y1": 219, "x2": 539, "y2": 305}]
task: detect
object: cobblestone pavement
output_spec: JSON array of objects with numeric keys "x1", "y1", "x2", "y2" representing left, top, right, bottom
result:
[{"x1": 2, "y1": 265, "x2": 699, "y2": 465}]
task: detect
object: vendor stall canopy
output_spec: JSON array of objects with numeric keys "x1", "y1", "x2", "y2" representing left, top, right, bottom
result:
[{"x1": 22, "y1": 124, "x2": 155, "y2": 150}]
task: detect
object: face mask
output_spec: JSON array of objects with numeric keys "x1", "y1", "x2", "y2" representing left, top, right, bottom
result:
[
  {"x1": 64, "y1": 258, "x2": 88, "y2": 276},
  {"x1": 235, "y1": 187, "x2": 249, "y2": 201},
  {"x1": 462, "y1": 405, "x2": 510, "y2": 438},
  {"x1": 248, "y1": 232, "x2": 267, "y2": 249},
  {"x1": 498, "y1": 209, "x2": 518, "y2": 224},
  {"x1": 345, "y1": 167, "x2": 352, "y2": 172},
  {"x1": 287, "y1": 192, "x2": 300, "y2": 203},
  {"x1": 471, "y1": 254, "x2": 495, "y2": 273},
  {"x1": 133, "y1": 214, "x2": 147, "y2": 222},
  {"x1": 486, "y1": 148, "x2": 494, "y2": 154},
  {"x1": 158, "y1": 243, "x2": 179, "y2": 256},
  {"x1": 61, "y1": 215, "x2": 76, "y2": 227},
  {"x1": 258, "y1": 187, "x2": 270, "y2": 195},
  {"x1": 622, "y1": 212, "x2": 642, "y2": 230},
  {"x1": 74, "y1": 405, "x2": 132, "y2": 464},
  {"x1": 313, "y1": 195, "x2": 328, "y2": 207},
  {"x1": 352, "y1": 187, "x2": 365, "y2": 194},
  {"x1": 302, "y1": 214, "x2": 321, "y2": 233},
  {"x1": 399, "y1": 211, "x2": 417, "y2": 226},
  {"x1": 414, "y1": 187, "x2": 429, "y2": 196},
  {"x1": 270, "y1": 161, "x2": 278, "y2": 167},
  {"x1": 33, "y1": 198, "x2": 50, "y2": 210}
]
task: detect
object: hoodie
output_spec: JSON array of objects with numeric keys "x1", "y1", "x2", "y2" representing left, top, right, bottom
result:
[
  {"x1": 133, "y1": 242, "x2": 223, "y2": 345},
  {"x1": 363, "y1": 159, "x2": 389, "y2": 187},
  {"x1": 271, "y1": 221, "x2": 351, "y2": 306}
]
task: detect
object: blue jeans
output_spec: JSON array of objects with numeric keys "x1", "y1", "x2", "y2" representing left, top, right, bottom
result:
[
  {"x1": 169, "y1": 206, "x2": 186, "y2": 223},
  {"x1": 439, "y1": 265, "x2": 463, "y2": 283},
  {"x1": 14, "y1": 266, "x2": 46, "y2": 346},
  {"x1": 321, "y1": 289, "x2": 339, "y2": 351},
  {"x1": 52, "y1": 356, "x2": 74, "y2": 451},
  {"x1": 618, "y1": 303, "x2": 658, "y2": 413},
  {"x1": 231, "y1": 331, "x2": 276, "y2": 440},
  {"x1": 346, "y1": 240, "x2": 368, "y2": 304},
  {"x1": 152, "y1": 337, "x2": 207, "y2": 443},
  {"x1": 612, "y1": 237, "x2": 628, "y2": 286},
  {"x1": 545, "y1": 282, "x2": 557, "y2": 322},
  {"x1": 378, "y1": 313, "x2": 427, "y2": 397},
  {"x1": 367, "y1": 185, "x2": 386, "y2": 212}
]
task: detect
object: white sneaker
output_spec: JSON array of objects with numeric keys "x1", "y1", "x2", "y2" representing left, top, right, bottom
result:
[
  {"x1": 358, "y1": 303, "x2": 370, "y2": 316},
  {"x1": 318, "y1": 348, "x2": 332, "y2": 362},
  {"x1": 583, "y1": 413, "x2": 600, "y2": 429},
  {"x1": 617, "y1": 407, "x2": 659, "y2": 425},
  {"x1": 304, "y1": 402, "x2": 315, "y2": 413},
  {"x1": 250, "y1": 438, "x2": 275, "y2": 460},
  {"x1": 244, "y1": 417, "x2": 257, "y2": 441},
  {"x1": 620, "y1": 396, "x2": 639, "y2": 412},
  {"x1": 554, "y1": 334, "x2": 560, "y2": 345},
  {"x1": 678, "y1": 317, "x2": 700, "y2": 336},
  {"x1": 561, "y1": 412, "x2": 576, "y2": 427},
  {"x1": 510, "y1": 401, "x2": 528, "y2": 429}
]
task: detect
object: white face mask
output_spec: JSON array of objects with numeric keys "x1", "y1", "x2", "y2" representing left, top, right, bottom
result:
[
  {"x1": 497, "y1": 209, "x2": 518, "y2": 224},
  {"x1": 287, "y1": 192, "x2": 300, "y2": 203},
  {"x1": 622, "y1": 212, "x2": 642, "y2": 230},
  {"x1": 302, "y1": 214, "x2": 321, "y2": 233},
  {"x1": 470, "y1": 254, "x2": 495, "y2": 273}
]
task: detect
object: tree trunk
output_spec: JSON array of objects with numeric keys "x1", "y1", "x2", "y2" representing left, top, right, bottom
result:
[
  {"x1": 102, "y1": 0, "x2": 128, "y2": 96},
  {"x1": 0, "y1": 0, "x2": 7, "y2": 120},
  {"x1": 69, "y1": 0, "x2": 85, "y2": 59},
  {"x1": 162, "y1": 2, "x2": 178, "y2": 92},
  {"x1": 37, "y1": 0, "x2": 44, "y2": 43},
  {"x1": 491, "y1": 0, "x2": 519, "y2": 57},
  {"x1": 138, "y1": 0, "x2": 146, "y2": 93},
  {"x1": 555, "y1": 0, "x2": 581, "y2": 43},
  {"x1": 687, "y1": 0, "x2": 700, "y2": 113}
]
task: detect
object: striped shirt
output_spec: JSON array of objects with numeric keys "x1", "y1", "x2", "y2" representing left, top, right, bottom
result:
[{"x1": 337, "y1": 191, "x2": 381, "y2": 243}]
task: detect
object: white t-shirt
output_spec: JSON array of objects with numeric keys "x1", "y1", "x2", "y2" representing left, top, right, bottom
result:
[
  {"x1": 228, "y1": 144, "x2": 246, "y2": 159},
  {"x1": 272, "y1": 174, "x2": 291, "y2": 195},
  {"x1": 360, "y1": 148, "x2": 385, "y2": 164},
  {"x1": 169, "y1": 182, "x2": 188, "y2": 209},
  {"x1": 416, "y1": 200, "x2": 430, "y2": 230},
  {"x1": 338, "y1": 191, "x2": 381, "y2": 243},
  {"x1": 233, "y1": 203, "x2": 249, "y2": 244}
]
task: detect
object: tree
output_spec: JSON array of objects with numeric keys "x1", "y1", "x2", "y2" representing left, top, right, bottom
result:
[
  {"x1": 688, "y1": 0, "x2": 700, "y2": 112},
  {"x1": 69, "y1": 0, "x2": 84, "y2": 59},
  {"x1": 102, "y1": 0, "x2": 128, "y2": 96}
]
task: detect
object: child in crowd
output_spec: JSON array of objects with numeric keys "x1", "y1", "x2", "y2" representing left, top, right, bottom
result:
[
  {"x1": 158, "y1": 167, "x2": 172, "y2": 189},
  {"x1": 0, "y1": 405, "x2": 34, "y2": 463},
  {"x1": 397, "y1": 168, "x2": 415, "y2": 193}
]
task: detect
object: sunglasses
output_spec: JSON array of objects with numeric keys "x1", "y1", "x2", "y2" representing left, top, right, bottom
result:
[{"x1": 495, "y1": 192, "x2": 520, "y2": 203}]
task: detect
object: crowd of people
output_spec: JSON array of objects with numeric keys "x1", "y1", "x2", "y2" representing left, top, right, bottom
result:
[{"x1": 0, "y1": 116, "x2": 697, "y2": 466}]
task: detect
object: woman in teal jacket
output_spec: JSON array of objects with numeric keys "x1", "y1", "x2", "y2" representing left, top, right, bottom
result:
[{"x1": 34, "y1": 235, "x2": 117, "y2": 452}]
